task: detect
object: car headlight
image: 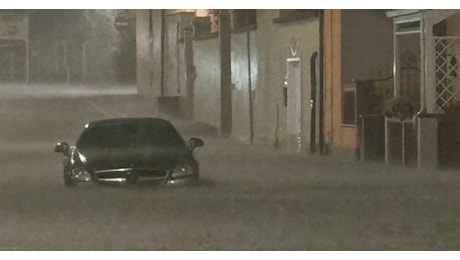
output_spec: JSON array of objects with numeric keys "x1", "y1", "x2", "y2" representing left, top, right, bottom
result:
[
  {"x1": 71, "y1": 151, "x2": 87, "y2": 165},
  {"x1": 172, "y1": 163, "x2": 194, "y2": 177},
  {"x1": 78, "y1": 152, "x2": 87, "y2": 163}
]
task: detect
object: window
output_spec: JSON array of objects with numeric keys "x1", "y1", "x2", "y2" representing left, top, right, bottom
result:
[
  {"x1": 342, "y1": 85, "x2": 356, "y2": 125},
  {"x1": 231, "y1": 10, "x2": 257, "y2": 33},
  {"x1": 395, "y1": 21, "x2": 420, "y2": 34},
  {"x1": 273, "y1": 10, "x2": 318, "y2": 24},
  {"x1": 193, "y1": 10, "x2": 219, "y2": 40}
]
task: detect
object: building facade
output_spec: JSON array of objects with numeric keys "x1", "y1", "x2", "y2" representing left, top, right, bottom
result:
[
  {"x1": 323, "y1": 10, "x2": 394, "y2": 159},
  {"x1": 137, "y1": 9, "x2": 321, "y2": 152},
  {"x1": 0, "y1": 11, "x2": 29, "y2": 82},
  {"x1": 138, "y1": 9, "x2": 460, "y2": 170}
]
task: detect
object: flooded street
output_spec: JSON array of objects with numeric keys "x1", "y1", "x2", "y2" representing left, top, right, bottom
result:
[{"x1": 0, "y1": 84, "x2": 459, "y2": 250}]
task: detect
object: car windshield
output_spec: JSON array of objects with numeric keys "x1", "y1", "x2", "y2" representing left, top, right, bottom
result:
[{"x1": 76, "y1": 122, "x2": 184, "y2": 149}]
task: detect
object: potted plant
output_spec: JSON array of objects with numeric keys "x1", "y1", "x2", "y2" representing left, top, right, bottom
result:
[{"x1": 383, "y1": 95, "x2": 415, "y2": 120}]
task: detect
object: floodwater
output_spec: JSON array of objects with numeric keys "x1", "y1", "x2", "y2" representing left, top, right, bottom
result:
[{"x1": 0, "y1": 84, "x2": 459, "y2": 250}]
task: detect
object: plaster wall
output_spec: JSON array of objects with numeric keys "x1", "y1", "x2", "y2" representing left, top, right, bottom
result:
[
  {"x1": 341, "y1": 10, "x2": 393, "y2": 83},
  {"x1": 193, "y1": 38, "x2": 221, "y2": 128},
  {"x1": 230, "y1": 10, "x2": 319, "y2": 146},
  {"x1": 136, "y1": 10, "x2": 152, "y2": 95},
  {"x1": 324, "y1": 10, "x2": 393, "y2": 152}
]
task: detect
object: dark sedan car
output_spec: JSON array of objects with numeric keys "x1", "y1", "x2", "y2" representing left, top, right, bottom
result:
[{"x1": 54, "y1": 117, "x2": 204, "y2": 187}]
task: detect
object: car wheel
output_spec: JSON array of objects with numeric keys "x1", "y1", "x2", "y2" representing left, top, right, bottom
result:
[{"x1": 63, "y1": 169, "x2": 77, "y2": 188}]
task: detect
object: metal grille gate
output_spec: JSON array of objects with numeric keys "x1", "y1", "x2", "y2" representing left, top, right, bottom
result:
[{"x1": 434, "y1": 36, "x2": 460, "y2": 110}]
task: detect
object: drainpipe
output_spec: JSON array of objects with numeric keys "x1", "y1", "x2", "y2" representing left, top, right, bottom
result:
[
  {"x1": 419, "y1": 16, "x2": 425, "y2": 114},
  {"x1": 310, "y1": 51, "x2": 318, "y2": 154},
  {"x1": 176, "y1": 22, "x2": 180, "y2": 94},
  {"x1": 318, "y1": 10, "x2": 325, "y2": 155},
  {"x1": 219, "y1": 9, "x2": 232, "y2": 136},
  {"x1": 160, "y1": 9, "x2": 165, "y2": 96},
  {"x1": 148, "y1": 10, "x2": 153, "y2": 92},
  {"x1": 247, "y1": 30, "x2": 254, "y2": 144}
]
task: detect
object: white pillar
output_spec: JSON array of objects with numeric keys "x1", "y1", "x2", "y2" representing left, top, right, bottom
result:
[
  {"x1": 417, "y1": 13, "x2": 438, "y2": 170},
  {"x1": 423, "y1": 14, "x2": 436, "y2": 113}
]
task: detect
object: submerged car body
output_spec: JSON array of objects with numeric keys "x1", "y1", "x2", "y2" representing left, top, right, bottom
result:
[{"x1": 54, "y1": 117, "x2": 204, "y2": 187}]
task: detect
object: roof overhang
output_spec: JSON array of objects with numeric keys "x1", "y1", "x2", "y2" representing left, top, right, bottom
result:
[
  {"x1": 385, "y1": 9, "x2": 423, "y2": 18},
  {"x1": 386, "y1": 9, "x2": 460, "y2": 25}
]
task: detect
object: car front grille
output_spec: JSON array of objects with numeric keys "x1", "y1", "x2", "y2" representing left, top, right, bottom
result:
[{"x1": 95, "y1": 168, "x2": 169, "y2": 182}]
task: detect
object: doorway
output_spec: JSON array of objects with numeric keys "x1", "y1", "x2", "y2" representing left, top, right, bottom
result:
[{"x1": 286, "y1": 57, "x2": 302, "y2": 151}]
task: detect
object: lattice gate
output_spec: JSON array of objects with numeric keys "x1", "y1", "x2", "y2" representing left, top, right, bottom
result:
[{"x1": 434, "y1": 36, "x2": 460, "y2": 110}]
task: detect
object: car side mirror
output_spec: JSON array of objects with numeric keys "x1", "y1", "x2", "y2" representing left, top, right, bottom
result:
[
  {"x1": 188, "y1": 137, "x2": 204, "y2": 150},
  {"x1": 54, "y1": 142, "x2": 70, "y2": 156}
]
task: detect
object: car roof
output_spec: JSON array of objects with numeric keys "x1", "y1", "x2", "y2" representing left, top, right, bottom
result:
[{"x1": 86, "y1": 117, "x2": 172, "y2": 128}]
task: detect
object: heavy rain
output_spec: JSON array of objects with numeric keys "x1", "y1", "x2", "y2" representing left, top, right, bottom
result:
[{"x1": 0, "y1": 8, "x2": 460, "y2": 251}]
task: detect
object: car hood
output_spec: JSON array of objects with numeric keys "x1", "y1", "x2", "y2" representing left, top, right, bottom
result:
[{"x1": 76, "y1": 146, "x2": 189, "y2": 171}]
